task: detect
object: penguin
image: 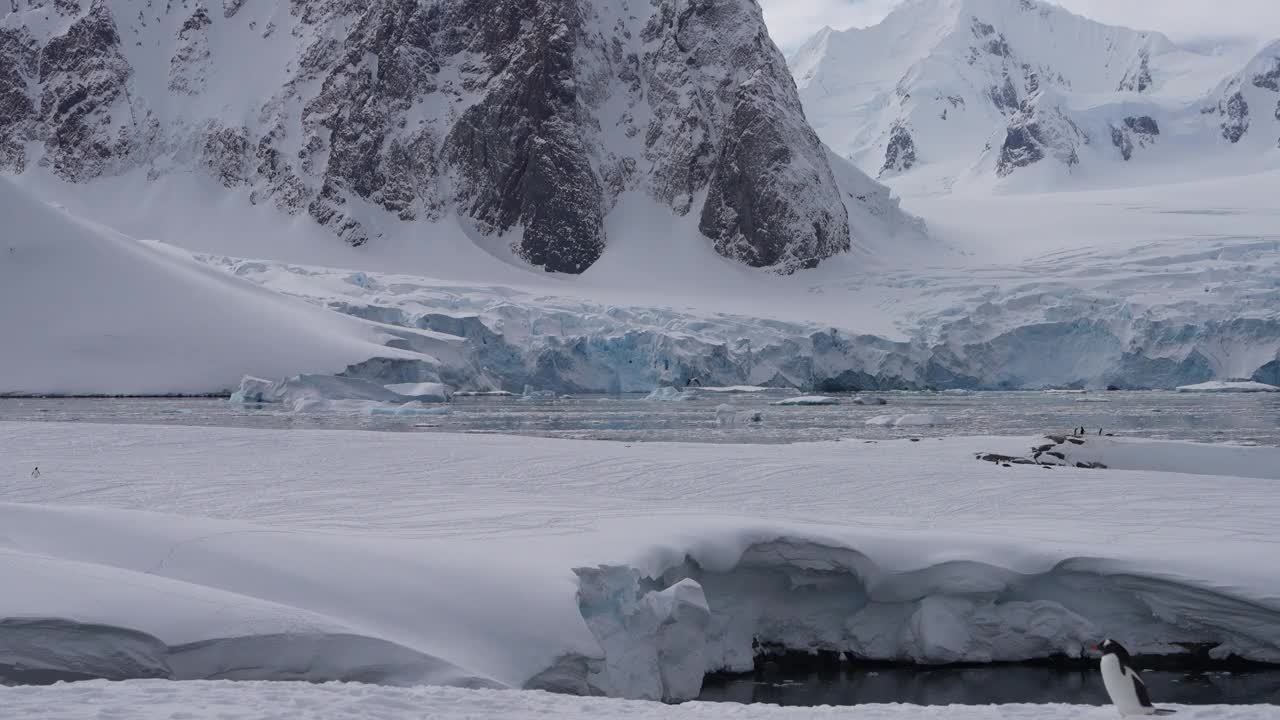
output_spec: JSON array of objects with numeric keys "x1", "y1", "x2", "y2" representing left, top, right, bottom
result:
[{"x1": 1093, "y1": 639, "x2": 1175, "y2": 716}]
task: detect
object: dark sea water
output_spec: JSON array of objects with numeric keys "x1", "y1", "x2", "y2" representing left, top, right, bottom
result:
[{"x1": 1, "y1": 389, "x2": 1278, "y2": 445}]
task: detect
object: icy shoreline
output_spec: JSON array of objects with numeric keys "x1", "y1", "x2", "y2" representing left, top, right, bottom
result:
[{"x1": 3, "y1": 423, "x2": 1280, "y2": 700}]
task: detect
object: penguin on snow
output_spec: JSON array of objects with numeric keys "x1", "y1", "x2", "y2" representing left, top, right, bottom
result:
[{"x1": 1093, "y1": 639, "x2": 1176, "y2": 716}]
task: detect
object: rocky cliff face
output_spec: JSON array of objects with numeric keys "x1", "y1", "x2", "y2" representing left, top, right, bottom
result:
[{"x1": 0, "y1": 0, "x2": 894, "y2": 274}]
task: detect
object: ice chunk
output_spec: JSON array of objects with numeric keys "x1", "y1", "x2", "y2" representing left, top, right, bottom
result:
[
  {"x1": 770, "y1": 395, "x2": 839, "y2": 406},
  {"x1": 384, "y1": 382, "x2": 449, "y2": 402},
  {"x1": 230, "y1": 374, "x2": 415, "y2": 412},
  {"x1": 367, "y1": 403, "x2": 452, "y2": 417},
  {"x1": 521, "y1": 385, "x2": 559, "y2": 401},
  {"x1": 645, "y1": 387, "x2": 695, "y2": 402},
  {"x1": 575, "y1": 567, "x2": 710, "y2": 702}
]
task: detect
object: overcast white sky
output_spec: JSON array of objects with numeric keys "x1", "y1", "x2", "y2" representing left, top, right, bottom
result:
[{"x1": 760, "y1": 0, "x2": 1280, "y2": 50}]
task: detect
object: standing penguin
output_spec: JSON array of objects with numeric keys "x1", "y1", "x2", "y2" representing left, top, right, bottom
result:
[{"x1": 1093, "y1": 639, "x2": 1175, "y2": 716}]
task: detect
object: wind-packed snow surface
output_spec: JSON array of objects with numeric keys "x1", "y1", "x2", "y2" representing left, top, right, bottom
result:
[
  {"x1": 0, "y1": 682, "x2": 1275, "y2": 720},
  {"x1": 0, "y1": 179, "x2": 460, "y2": 395},
  {"x1": 790, "y1": 0, "x2": 1280, "y2": 194},
  {"x1": 4, "y1": 422, "x2": 1280, "y2": 701}
]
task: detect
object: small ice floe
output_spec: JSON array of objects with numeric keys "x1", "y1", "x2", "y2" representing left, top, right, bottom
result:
[
  {"x1": 770, "y1": 396, "x2": 838, "y2": 406},
  {"x1": 520, "y1": 385, "x2": 559, "y2": 401},
  {"x1": 714, "y1": 405, "x2": 764, "y2": 428},
  {"x1": 1176, "y1": 380, "x2": 1280, "y2": 393},
  {"x1": 646, "y1": 386, "x2": 696, "y2": 402},
  {"x1": 367, "y1": 402, "x2": 452, "y2": 417},
  {"x1": 453, "y1": 390, "x2": 516, "y2": 397},
  {"x1": 852, "y1": 396, "x2": 887, "y2": 405},
  {"x1": 866, "y1": 413, "x2": 946, "y2": 427},
  {"x1": 695, "y1": 385, "x2": 775, "y2": 394}
]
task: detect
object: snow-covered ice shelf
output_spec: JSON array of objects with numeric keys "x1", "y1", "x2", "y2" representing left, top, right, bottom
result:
[
  {"x1": 3, "y1": 423, "x2": 1280, "y2": 700},
  {"x1": 0, "y1": 681, "x2": 1276, "y2": 720}
]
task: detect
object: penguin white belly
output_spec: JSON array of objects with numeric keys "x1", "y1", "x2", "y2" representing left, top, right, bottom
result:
[{"x1": 1101, "y1": 654, "x2": 1155, "y2": 716}]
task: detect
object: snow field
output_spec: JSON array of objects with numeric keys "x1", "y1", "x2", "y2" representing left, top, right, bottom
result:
[
  {"x1": 3, "y1": 423, "x2": 1280, "y2": 700},
  {"x1": 0, "y1": 681, "x2": 1275, "y2": 720}
]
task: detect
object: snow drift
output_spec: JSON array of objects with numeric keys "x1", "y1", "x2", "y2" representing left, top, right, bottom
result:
[
  {"x1": 4, "y1": 424, "x2": 1280, "y2": 700},
  {"x1": 0, "y1": 180, "x2": 457, "y2": 395}
]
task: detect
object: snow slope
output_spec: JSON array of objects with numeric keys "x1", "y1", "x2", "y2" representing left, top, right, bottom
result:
[
  {"x1": 4, "y1": 422, "x2": 1280, "y2": 700},
  {"x1": 790, "y1": 0, "x2": 1280, "y2": 194},
  {"x1": 0, "y1": 681, "x2": 1274, "y2": 720},
  {"x1": 0, "y1": 179, "x2": 460, "y2": 395}
]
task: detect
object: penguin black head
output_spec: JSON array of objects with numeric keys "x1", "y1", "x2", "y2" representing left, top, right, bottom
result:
[{"x1": 1092, "y1": 639, "x2": 1131, "y2": 660}]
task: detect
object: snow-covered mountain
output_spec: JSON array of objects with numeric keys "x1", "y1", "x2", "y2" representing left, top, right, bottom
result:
[
  {"x1": 0, "y1": 0, "x2": 921, "y2": 274},
  {"x1": 790, "y1": 0, "x2": 1280, "y2": 192}
]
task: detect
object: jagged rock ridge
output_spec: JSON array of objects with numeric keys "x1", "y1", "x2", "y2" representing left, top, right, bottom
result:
[{"x1": 0, "y1": 0, "x2": 915, "y2": 274}]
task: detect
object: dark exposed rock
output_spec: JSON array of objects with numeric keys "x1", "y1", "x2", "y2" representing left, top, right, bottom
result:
[
  {"x1": 36, "y1": 0, "x2": 133, "y2": 180},
  {"x1": 202, "y1": 126, "x2": 250, "y2": 187},
  {"x1": 985, "y1": 34, "x2": 1012, "y2": 58},
  {"x1": 1110, "y1": 125, "x2": 1133, "y2": 161},
  {"x1": 997, "y1": 100, "x2": 1084, "y2": 176},
  {"x1": 0, "y1": 28, "x2": 38, "y2": 173},
  {"x1": 645, "y1": 0, "x2": 852, "y2": 273},
  {"x1": 1221, "y1": 91, "x2": 1249, "y2": 143},
  {"x1": 989, "y1": 76, "x2": 1019, "y2": 115},
  {"x1": 1252, "y1": 57, "x2": 1280, "y2": 92},
  {"x1": 880, "y1": 122, "x2": 917, "y2": 176},
  {"x1": 1118, "y1": 50, "x2": 1152, "y2": 93},
  {"x1": 222, "y1": 0, "x2": 248, "y2": 18},
  {"x1": 691, "y1": 13, "x2": 850, "y2": 272},
  {"x1": 441, "y1": 0, "x2": 603, "y2": 272},
  {"x1": 169, "y1": 5, "x2": 213, "y2": 95},
  {"x1": 1111, "y1": 115, "x2": 1159, "y2": 161},
  {"x1": 998, "y1": 121, "x2": 1044, "y2": 173},
  {"x1": 1124, "y1": 115, "x2": 1159, "y2": 135}
]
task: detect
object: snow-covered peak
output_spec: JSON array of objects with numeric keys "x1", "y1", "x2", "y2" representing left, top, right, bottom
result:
[{"x1": 790, "y1": 0, "x2": 1279, "y2": 194}]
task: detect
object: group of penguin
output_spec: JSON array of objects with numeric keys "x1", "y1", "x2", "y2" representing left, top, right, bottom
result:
[{"x1": 1095, "y1": 639, "x2": 1177, "y2": 716}]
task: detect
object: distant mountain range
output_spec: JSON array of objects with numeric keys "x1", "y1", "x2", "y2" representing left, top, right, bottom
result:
[{"x1": 790, "y1": 0, "x2": 1280, "y2": 193}]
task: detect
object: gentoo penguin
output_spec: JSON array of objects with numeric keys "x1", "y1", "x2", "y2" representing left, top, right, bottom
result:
[{"x1": 1093, "y1": 639, "x2": 1175, "y2": 716}]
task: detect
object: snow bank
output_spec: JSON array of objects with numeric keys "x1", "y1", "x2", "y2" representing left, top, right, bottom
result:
[
  {"x1": 866, "y1": 413, "x2": 947, "y2": 427},
  {"x1": 1177, "y1": 381, "x2": 1280, "y2": 393},
  {"x1": 1, "y1": 681, "x2": 1273, "y2": 720},
  {"x1": 4, "y1": 423, "x2": 1280, "y2": 701},
  {"x1": 770, "y1": 396, "x2": 839, "y2": 406},
  {"x1": 0, "y1": 181, "x2": 440, "y2": 395}
]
